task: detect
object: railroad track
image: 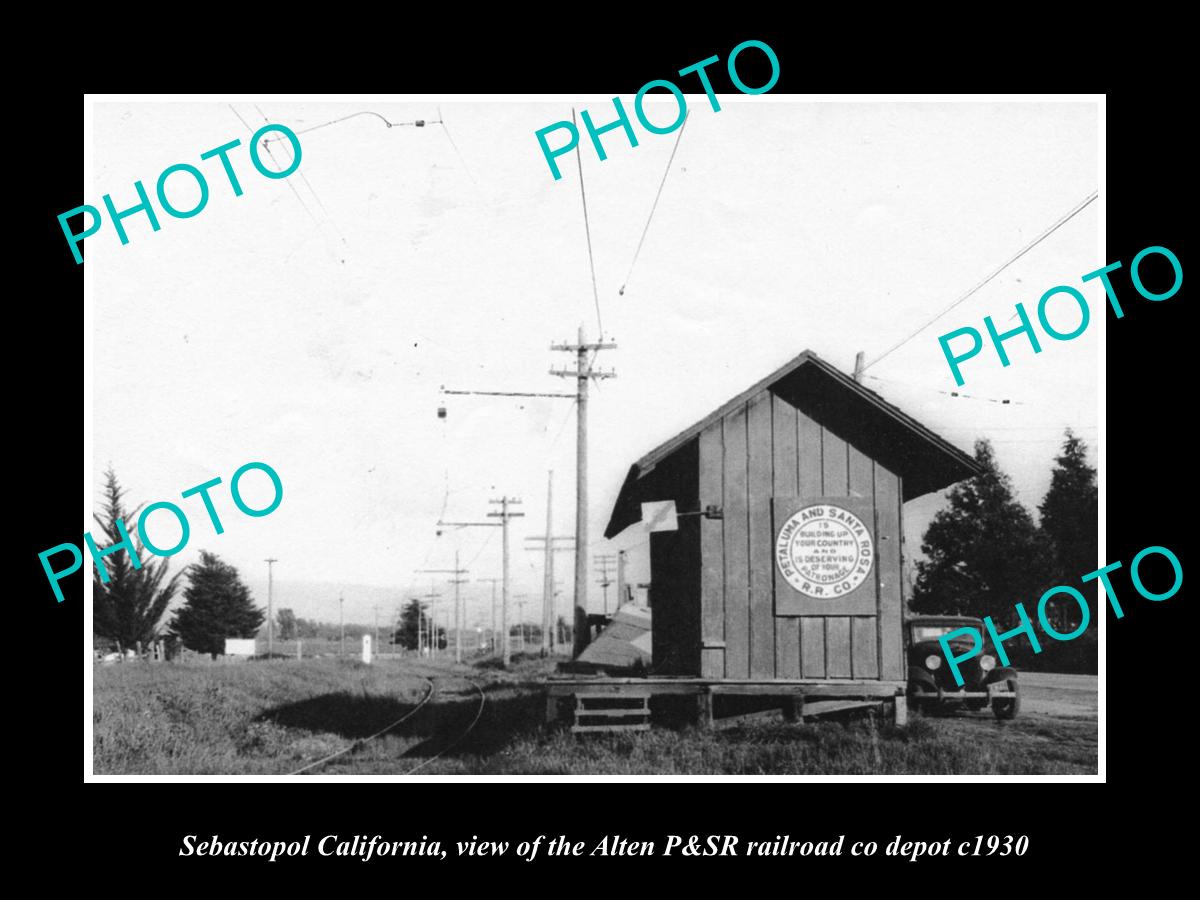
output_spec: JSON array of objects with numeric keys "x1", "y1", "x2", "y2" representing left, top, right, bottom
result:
[
  {"x1": 400, "y1": 671, "x2": 486, "y2": 775},
  {"x1": 288, "y1": 664, "x2": 486, "y2": 776}
]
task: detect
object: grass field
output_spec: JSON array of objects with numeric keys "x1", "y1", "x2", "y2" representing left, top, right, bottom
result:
[{"x1": 92, "y1": 656, "x2": 1097, "y2": 775}]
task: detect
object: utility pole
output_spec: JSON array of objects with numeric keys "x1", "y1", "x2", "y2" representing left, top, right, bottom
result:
[
  {"x1": 514, "y1": 596, "x2": 528, "y2": 653},
  {"x1": 420, "y1": 585, "x2": 444, "y2": 657},
  {"x1": 551, "y1": 325, "x2": 616, "y2": 658},
  {"x1": 616, "y1": 549, "x2": 628, "y2": 608},
  {"x1": 543, "y1": 471, "x2": 554, "y2": 654},
  {"x1": 488, "y1": 496, "x2": 525, "y2": 667},
  {"x1": 476, "y1": 578, "x2": 502, "y2": 656},
  {"x1": 410, "y1": 598, "x2": 426, "y2": 656},
  {"x1": 372, "y1": 605, "x2": 380, "y2": 660},
  {"x1": 451, "y1": 565, "x2": 468, "y2": 663},
  {"x1": 526, "y1": 471, "x2": 575, "y2": 656},
  {"x1": 439, "y1": 497, "x2": 523, "y2": 667},
  {"x1": 437, "y1": 329, "x2": 612, "y2": 662},
  {"x1": 594, "y1": 553, "x2": 616, "y2": 614},
  {"x1": 524, "y1": 528, "x2": 576, "y2": 651},
  {"x1": 417, "y1": 550, "x2": 469, "y2": 663},
  {"x1": 264, "y1": 558, "x2": 278, "y2": 659},
  {"x1": 339, "y1": 596, "x2": 345, "y2": 658}
]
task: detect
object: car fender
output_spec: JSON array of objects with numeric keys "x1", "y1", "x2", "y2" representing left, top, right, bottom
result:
[
  {"x1": 984, "y1": 667, "x2": 1018, "y2": 686},
  {"x1": 908, "y1": 666, "x2": 938, "y2": 691}
]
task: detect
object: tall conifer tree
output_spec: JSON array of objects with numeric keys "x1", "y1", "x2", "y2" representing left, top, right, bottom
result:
[
  {"x1": 1038, "y1": 429, "x2": 1098, "y2": 629},
  {"x1": 911, "y1": 440, "x2": 1051, "y2": 625},
  {"x1": 92, "y1": 469, "x2": 183, "y2": 653},
  {"x1": 171, "y1": 551, "x2": 265, "y2": 659}
]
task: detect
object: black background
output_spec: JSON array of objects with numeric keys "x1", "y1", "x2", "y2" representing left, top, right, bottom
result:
[{"x1": 21, "y1": 23, "x2": 1188, "y2": 883}]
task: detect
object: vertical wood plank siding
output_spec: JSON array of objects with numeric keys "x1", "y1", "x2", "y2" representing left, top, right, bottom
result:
[
  {"x1": 687, "y1": 386, "x2": 904, "y2": 681},
  {"x1": 747, "y1": 394, "x2": 776, "y2": 678},
  {"x1": 797, "y1": 409, "x2": 826, "y2": 677},
  {"x1": 698, "y1": 425, "x2": 726, "y2": 678},
  {"x1": 771, "y1": 394, "x2": 801, "y2": 679},
  {"x1": 721, "y1": 408, "x2": 750, "y2": 679}
]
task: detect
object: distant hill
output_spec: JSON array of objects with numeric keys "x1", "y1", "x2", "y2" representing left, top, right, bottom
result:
[{"x1": 238, "y1": 578, "x2": 405, "y2": 627}]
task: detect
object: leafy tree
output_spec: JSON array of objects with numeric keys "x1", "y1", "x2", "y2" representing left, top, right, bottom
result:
[
  {"x1": 276, "y1": 607, "x2": 298, "y2": 641},
  {"x1": 170, "y1": 551, "x2": 265, "y2": 659},
  {"x1": 911, "y1": 440, "x2": 1051, "y2": 627},
  {"x1": 92, "y1": 469, "x2": 184, "y2": 653},
  {"x1": 1038, "y1": 429, "x2": 1098, "y2": 629},
  {"x1": 295, "y1": 617, "x2": 320, "y2": 639},
  {"x1": 392, "y1": 598, "x2": 443, "y2": 650}
]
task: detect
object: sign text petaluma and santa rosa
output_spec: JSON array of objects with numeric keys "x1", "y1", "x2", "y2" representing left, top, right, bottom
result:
[{"x1": 775, "y1": 504, "x2": 873, "y2": 599}]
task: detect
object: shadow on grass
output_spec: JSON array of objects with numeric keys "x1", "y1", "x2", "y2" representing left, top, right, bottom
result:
[
  {"x1": 257, "y1": 688, "x2": 546, "y2": 758},
  {"x1": 257, "y1": 693, "x2": 428, "y2": 739},
  {"x1": 399, "y1": 692, "x2": 546, "y2": 759}
]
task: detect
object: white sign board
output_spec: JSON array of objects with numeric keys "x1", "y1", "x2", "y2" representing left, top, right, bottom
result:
[
  {"x1": 224, "y1": 638, "x2": 257, "y2": 656},
  {"x1": 773, "y1": 496, "x2": 878, "y2": 616},
  {"x1": 776, "y1": 504, "x2": 874, "y2": 599},
  {"x1": 362, "y1": 634, "x2": 373, "y2": 664},
  {"x1": 641, "y1": 500, "x2": 678, "y2": 533}
]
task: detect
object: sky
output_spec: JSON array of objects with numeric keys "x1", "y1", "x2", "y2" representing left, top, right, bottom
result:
[{"x1": 89, "y1": 97, "x2": 1099, "y2": 630}]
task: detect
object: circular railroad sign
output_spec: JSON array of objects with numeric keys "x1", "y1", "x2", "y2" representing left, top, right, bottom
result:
[{"x1": 776, "y1": 504, "x2": 874, "y2": 599}]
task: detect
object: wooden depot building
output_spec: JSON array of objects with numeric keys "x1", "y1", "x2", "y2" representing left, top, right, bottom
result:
[{"x1": 546, "y1": 350, "x2": 980, "y2": 732}]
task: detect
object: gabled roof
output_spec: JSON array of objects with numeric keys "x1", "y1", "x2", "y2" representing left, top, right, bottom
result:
[{"x1": 604, "y1": 350, "x2": 981, "y2": 538}]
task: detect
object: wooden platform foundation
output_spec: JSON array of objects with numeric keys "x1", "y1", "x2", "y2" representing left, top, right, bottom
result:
[{"x1": 546, "y1": 677, "x2": 908, "y2": 729}]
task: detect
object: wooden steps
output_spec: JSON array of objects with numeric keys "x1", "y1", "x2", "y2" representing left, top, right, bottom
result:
[{"x1": 572, "y1": 694, "x2": 651, "y2": 733}]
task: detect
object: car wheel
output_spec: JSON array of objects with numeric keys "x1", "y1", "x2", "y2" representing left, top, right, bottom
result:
[{"x1": 992, "y1": 679, "x2": 1020, "y2": 720}]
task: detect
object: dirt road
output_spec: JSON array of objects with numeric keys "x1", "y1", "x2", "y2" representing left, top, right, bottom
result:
[{"x1": 1017, "y1": 672, "x2": 1098, "y2": 721}]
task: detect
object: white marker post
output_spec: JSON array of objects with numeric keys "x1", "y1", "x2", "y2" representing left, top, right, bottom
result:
[{"x1": 361, "y1": 634, "x2": 373, "y2": 665}]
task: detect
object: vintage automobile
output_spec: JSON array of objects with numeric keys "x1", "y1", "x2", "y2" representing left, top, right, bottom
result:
[{"x1": 905, "y1": 615, "x2": 1020, "y2": 719}]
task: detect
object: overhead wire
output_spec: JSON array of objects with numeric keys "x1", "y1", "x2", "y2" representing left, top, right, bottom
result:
[
  {"x1": 572, "y1": 108, "x2": 604, "y2": 340},
  {"x1": 862, "y1": 373, "x2": 1027, "y2": 405},
  {"x1": 255, "y1": 103, "x2": 338, "y2": 221},
  {"x1": 938, "y1": 424, "x2": 1097, "y2": 432},
  {"x1": 863, "y1": 190, "x2": 1099, "y2": 372},
  {"x1": 228, "y1": 104, "x2": 321, "y2": 227},
  {"x1": 466, "y1": 529, "x2": 496, "y2": 568},
  {"x1": 261, "y1": 109, "x2": 432, "y2": 143},
  {"x1": 547, "y1": 399, "x2": 577, "y2": 453},
  {"x1": 619, "y1": 110, "x2": 688, "y2": 296},
  {"x1": 437, "y1": 106, "x2": 476, "y2": 185}
]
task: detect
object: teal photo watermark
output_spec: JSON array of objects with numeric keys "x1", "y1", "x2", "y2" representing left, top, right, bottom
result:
[
  {"x1": 938, "y1": 544, "x2": 1182, "y2": 685},
  {"x1": 534, "y1": 39, "x2": 780, "y2": 180},
  {"x1": 59, "y1": 124, "x2": 303, "y2": 264},
  {"x1": 40, "y1": 461, "x2": 283, "y2": 603},
  {"x1": 938, "y1": 245, "x2": 1183, "y2": 385}
]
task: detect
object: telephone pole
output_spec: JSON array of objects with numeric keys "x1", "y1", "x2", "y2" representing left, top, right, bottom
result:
[
  {"x1": 514, "y1": 595, "x2": 529, "y2": 653},
  {"x1": 551, "y1": 326, "x2": 616, "y2": 657},
  {"x1": 439, "y1": 496, "x2": 523, "y2": 667},
  {"x1": 526, "y1": 471, "x2": 575, "y2": 656},
  {"x1": 372, "y1": 605, "x2": 380, "y2": 660},
  {"x1": 417, "y1": 550, "x2": 469, "y2": 664},
  {"x1": 413, "y1": 599, "x2": 422, "y2": 656},
  {"x1": 417, "y1": 586, "x2": 441, "y2": 655},
  {"x1": 476, "y1": 577, "x2": 502, "y2": 656},
  {"x1": 488, "y1": 496, "x2": 525, "y2": 667},
  {"x1": 616, "y1": 549, "x2": 628, "y2": 607},
  {"x1": 264, "y1": 558, "x2": 278, "y2": 659},
  {"x1": 338, "y1": 596, "x2": 345, "y2": 658},
  {"x1": 594, "y1": 553, "x2": 616, "y2": 614}
]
